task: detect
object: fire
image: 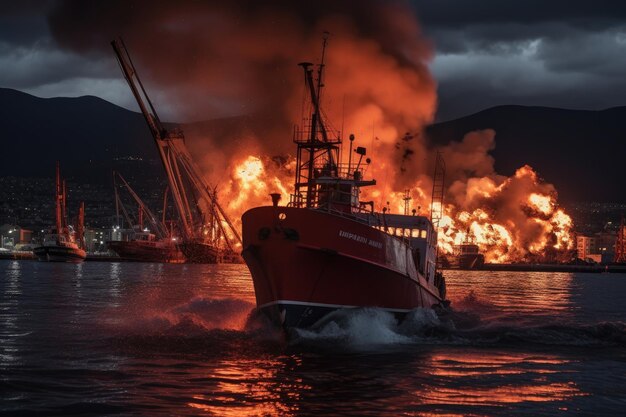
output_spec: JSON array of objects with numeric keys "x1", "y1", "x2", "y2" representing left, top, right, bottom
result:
[
  {"x1": 528, "y1": 193, "x2": 553, "y2": 215},
  {"x1": 220, "y1": 156, "x2": 293, "y2": 230},
  {"x1": 376, "y1": 164, "x2": 574, "y2": 263},
  {"x1": 214, "y1": 152, "x2": 574, "y2": 264},
  {"x1": 235, "y1": 156, "x2": 264, "y2": 185}
]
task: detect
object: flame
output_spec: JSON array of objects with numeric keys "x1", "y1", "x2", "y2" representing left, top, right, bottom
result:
[
  {"x1": 528, "y1": 193, "x2": 553, "y2": 215},
  {"x1": 236, "y1": 156, "x2": 264, "y2": 186},
  {"x1": 220, "y1": 156, "x2": 293, "y2": 231}
]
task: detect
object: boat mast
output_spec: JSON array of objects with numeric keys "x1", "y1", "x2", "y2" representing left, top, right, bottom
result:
[
  {"x1": 77, "y1": 202, "x2": 85, "y2": 249},
  {"x1": 55, "y1": 162, "x2": 63, "y2": 235},
  {"x1": 62, "y1": 179, "x2": 68, "y2": 236},
  {"x1": 430, "y1": 151, "x2": 446, "y2": 271},
  {"x1": 293, "y1": 33, "x2": 341, "y2": 208},
  {"x1": 115, "y1": 172, "x2": 169, "y2": 239}
]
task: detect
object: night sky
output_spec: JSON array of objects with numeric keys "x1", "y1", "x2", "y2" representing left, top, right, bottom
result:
[{"x1": 2, "y1": 1, "x2": 626, "y2": 121}]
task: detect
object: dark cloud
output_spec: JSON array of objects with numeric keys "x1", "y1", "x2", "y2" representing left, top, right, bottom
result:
[
  {"x1": 412, "y1": 0, "x2": 626, "y2": 28},
  {"x1": 0, "y1": 39, "x2": 115, "y2": 89},
  {"x1": 42, "y1": 0, "x2": 435, "y2": 129},
  {"x1": 407, "y1": 1, "x2": 626, "y2": 120},
  {"x1": 0, "y1": 1, "x2": 51, "y2": 46},
  {"x1": 2, "y1": 1, "x2": 626, "y2": 122}
]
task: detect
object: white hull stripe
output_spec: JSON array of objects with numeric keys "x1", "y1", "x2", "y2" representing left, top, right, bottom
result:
[{"x1": 257, "y1": 299, "x2": 414, "y2": 314}]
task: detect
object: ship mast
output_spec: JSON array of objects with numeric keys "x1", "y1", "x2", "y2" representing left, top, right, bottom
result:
[
  {"x1": 55, "y1": 162, "x2": 63, "y2": 236},
  {"x1": 292, "y1": 33, "x2": 342, "y2": 208},
  {"x1": 114, "y1": 172, "x2": 169, "y2": 239},
  {"x1": 76, "y1": 202, "x2": 85, "y2": 249}
]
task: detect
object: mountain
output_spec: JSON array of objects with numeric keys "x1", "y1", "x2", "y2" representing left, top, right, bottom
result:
[
  {"x1": 0, "y1": 87, "x2": 159, "y2": 182},
  {"x1": 1, "y1": 88, "x2": 624, "y2": 202},
  {"x1": 425, "y1": 105, "x2": 626, "y2": 203}
]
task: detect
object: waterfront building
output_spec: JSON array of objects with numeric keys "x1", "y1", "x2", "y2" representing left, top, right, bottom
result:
[{"x1": 0, "y1": 224, "x2": 33, "y2": 248}]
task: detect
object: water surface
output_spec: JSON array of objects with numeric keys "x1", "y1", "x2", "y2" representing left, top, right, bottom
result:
[{"x1": 1, "y1": 261, "x2": 625, "y2": 416}]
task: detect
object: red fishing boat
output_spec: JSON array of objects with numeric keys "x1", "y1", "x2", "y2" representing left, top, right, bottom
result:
[
  {"x1": 242, "y1": 38, "x2": 448, "y2": 328},
  {"x1": 106, "y1": 172, "x2": 185, "y2": 263},
  {"x1": 33, "y1": 163, "x2": 87, "y2": 263}
]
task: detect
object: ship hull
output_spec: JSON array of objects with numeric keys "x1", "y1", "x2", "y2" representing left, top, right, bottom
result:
[
  {"x1": 107, "y1": 241, "x2": 186, "y2": 263},
  {"x1": 242, "y1": 206, "x2": 443, "y2": 328},
  {"x1": 458, "y1": 254, "x2": 485, "y2": 269},
  {"x1": 33, "y1": 246, "x2": 86, "y2": 263},
  {"x1": 179, "y1": 241, "x2": 219, "y2": 264}
]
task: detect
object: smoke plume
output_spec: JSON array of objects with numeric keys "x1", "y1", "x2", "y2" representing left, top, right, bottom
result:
[{"x1": 47, "y1": 1, "x2": 573, "y2": 262}]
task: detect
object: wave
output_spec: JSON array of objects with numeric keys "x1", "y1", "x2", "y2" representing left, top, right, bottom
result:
[
  {"x1": 104, "y1": 293, "x2": 626, "y2": 353},
  {"x1": 290, "y1": 306, "x2": 626, "y2": 351},
  {"x1": 111, "y1": 297, "x2": 255, "y2": 335},
  {"x1": 104, "y1": 297, "x2": 288, "y2": 354}
]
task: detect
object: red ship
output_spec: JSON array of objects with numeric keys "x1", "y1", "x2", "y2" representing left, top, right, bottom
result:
[
  {"x1": 242, "y1": 37, "x2": 448, "y2": 328},
  {"x1": 33, "y1": 163, "x2": 87, "y2": 263},
  {"x1": 106, "y1": 172, "x2": 186, "y2": 263}
]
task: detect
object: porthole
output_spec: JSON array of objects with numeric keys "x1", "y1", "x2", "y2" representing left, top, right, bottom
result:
[{"x1": 278, "y1": 212, "x2": 287, "y2": 220}]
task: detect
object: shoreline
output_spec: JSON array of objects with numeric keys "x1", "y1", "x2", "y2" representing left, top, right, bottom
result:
[
  {"x1": 444, "y1": 263, "x2": 626, "y2": 273},
  {"x1": 2, "y1": 252, "x2": 625, "y2": 272}
]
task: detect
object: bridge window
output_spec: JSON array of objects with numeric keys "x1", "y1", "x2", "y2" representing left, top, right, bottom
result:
[
  {"x1": 420, "y1": 230, "x2": 427, "y2": 239},
  {"x1": 411, "y1": 229, "x2": 419, "y2": 238}
]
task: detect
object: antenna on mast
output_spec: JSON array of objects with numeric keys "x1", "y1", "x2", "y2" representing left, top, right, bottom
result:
[{"x1": 316, "y1": 31, "x2": 330, "y2": 104}]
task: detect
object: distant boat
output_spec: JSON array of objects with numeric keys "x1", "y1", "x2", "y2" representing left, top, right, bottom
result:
[
  {"x1": 106, "y1": 171, "x2": 185, "y2": 264},
  {"x1": 107, "y1": 231, "x2": 185, "y2": 263},
  {"x1": 33, "y1": 163, "x2": 86, "y2": 263},
  {"x1": 448, "y1": 232, "x2": 485, "y2": 270}
]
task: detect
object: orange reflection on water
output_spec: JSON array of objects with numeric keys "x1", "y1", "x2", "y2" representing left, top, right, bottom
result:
[
  {"x1": 424, "y1": 382, "x2": 582, "y2": 405},
  {"x1": 445, "y1": 271, "x2": 577, "y2": 319},
  {"x1": 422, "y1": 350, "x2": 586, "y2": 406},
  {"x1": 429, "y1": 352, "x2": 564, "y2": 377},
  {"x1": 186, "y1": 358, "x2": 310, "y2": 416}
]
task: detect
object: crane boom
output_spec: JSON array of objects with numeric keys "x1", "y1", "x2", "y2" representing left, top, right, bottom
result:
[
  {"x1": 111, "y1": 39, "x2": 165, "y2": 140},
  {"x1": 111, "y1": 38, "x2": 243, "y2": 256}
]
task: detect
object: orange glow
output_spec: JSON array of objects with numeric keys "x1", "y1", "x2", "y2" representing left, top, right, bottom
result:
[
  {"x1": 423, "y1": 351, "x2": 585, "y2": 406},
  {"x1": 432, "y1": 165, "x2": 574, "y2": 263},
  {"x1": 235, "y1": 156, "x2": 264, "y2": 186},
  {"x1": 186, "y1": 359, "x2": 307, "y2": 416},
  {"x1": 529, "y1": 193, "x2": 553, "y2": 215},
  {"x1": 220, "y1": 155, "x2": 293, "y2": 231}
]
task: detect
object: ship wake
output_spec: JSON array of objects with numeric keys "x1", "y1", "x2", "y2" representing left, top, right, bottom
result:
[
  {"x1": 290, "y1": 306, "x2": 626, "y2": 352},
  {"x1": 104, "y1": 296, "x2": 288, "y2": 355}
]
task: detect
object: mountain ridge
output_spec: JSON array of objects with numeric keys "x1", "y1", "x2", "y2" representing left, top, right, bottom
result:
[{"x1": 1, "y1": 87, "x2": 623, "y2": 202}]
